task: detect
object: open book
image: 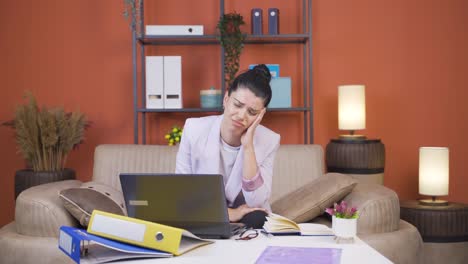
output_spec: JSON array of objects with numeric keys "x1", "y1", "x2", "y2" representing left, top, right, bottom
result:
[{"x1": 263, "y1": 213, "x2": 334, "y2": 236}]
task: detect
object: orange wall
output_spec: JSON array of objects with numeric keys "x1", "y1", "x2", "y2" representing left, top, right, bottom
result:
[
  {"x1": 312, "y1": 0, "x2": 468, "y2": 204},
  {"x1": 1, "y1": 0, "x2": 467, "y2": 227}
]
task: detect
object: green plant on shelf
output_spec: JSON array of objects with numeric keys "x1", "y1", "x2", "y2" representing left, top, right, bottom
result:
[
  {"x1": 217, "y1": 12, "x2": 246, "y2": 89},
  {"x1": 123, "y1": 0, "x2": 143, "y2": 37},
  {"x1": 165, "y1": 126, "x2": 183, "y2": 146}
]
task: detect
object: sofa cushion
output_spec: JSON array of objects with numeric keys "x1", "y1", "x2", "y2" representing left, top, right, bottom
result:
[
  {"x1": 359, "y1": 220, "x2": 423, "y2": 264},
  {"x1": 92, "y1": 144, "x2": 180, "y2": 190},
  {"x1": 271, "y1": 144, "x2": 325, "y2": 203},
  {"x1": 15, "y1": 180, "x2": 82, "y2": 237},
  {"x1": 271, "y1": 173, "x2": 357, "y2": 223},
  {"x1": 59, "y1": 181, "x2": 126, "y2": 227},
  {"x1": 343, "y1": 183, "x2": 400, "y2": 234}
]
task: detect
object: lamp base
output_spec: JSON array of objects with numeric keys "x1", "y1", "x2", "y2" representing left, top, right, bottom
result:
[
  {"x1": 419, "y1": 199, "x2": 449, "y2": 206},
  {"x1": 338, "y1": 134, "x2": 367, "y2": 140}
]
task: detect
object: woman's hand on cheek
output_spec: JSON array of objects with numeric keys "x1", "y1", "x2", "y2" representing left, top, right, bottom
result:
[{"x1": 240, "y1": 108, "x2": 266, "y2": 148}]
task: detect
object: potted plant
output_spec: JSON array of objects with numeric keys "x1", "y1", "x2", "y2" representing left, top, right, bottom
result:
[
  {"x1": 123, "y1": 0, "x2": 143, "y2": 37},
  {"x1": 325, "y1": 200, "x2": 359, "y2": 242},
  {"x1": 217, "y1": 12, "x2": 246, "y2": 89},
  {"x1": 164, "y1": 126, "x2": 183, "y2": 146},
  {"x1": 2, "y1": 93, "x2": 89, "y2": 198}
]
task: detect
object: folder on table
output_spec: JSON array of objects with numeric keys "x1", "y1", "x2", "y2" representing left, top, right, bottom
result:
[
  {"x1": 87, "y1": 210, "x2": 213, "y2": 256},
  {"x1": 58, "y1": 225, "x2": 172, "y2": 264},
  {"x1": 256, "y1": 246, "x2": 342, "y2": 264}
]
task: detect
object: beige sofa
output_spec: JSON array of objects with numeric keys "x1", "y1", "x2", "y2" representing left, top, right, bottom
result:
[{"x1": 0, "y1": 144, "x2": 423, "y2": 263}]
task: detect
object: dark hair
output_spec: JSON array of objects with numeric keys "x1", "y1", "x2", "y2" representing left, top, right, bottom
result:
[{"x1": 228, "y1": 64, "x2": 272, "y2": 107}]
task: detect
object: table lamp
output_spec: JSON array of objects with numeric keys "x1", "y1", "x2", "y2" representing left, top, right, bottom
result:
[
  {"x1": 338, "y1": 85, "x2": 366, "y2": 140},
  {"x1": 327, "y1": 84, "x2": 385, "y2": 185},
  {"x1": 419, "y1": 147, "x2": 449, "y2": 206}
]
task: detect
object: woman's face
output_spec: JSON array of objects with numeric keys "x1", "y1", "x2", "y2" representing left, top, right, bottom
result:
[{"x1": 223, "y1": 87, "x2": 265, "y2": 132}]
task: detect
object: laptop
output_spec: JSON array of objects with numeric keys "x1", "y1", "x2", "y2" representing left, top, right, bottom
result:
[{"x1": 119, "y1": 173, "x2": 243, "y2": 239}]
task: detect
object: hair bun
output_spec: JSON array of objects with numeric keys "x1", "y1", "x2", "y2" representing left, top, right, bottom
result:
[{"x1": 253, "y1": 64, "x2": 272, "y2": 83}]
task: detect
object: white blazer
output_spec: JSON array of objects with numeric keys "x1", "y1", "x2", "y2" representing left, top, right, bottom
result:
[{"x1": 175, "y1": 115, "x2": 280, "y2": 211}]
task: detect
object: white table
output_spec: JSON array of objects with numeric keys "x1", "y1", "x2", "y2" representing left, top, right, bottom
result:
[{"x1": 119, "y1": 234, "x2": 392, "y2": 264}]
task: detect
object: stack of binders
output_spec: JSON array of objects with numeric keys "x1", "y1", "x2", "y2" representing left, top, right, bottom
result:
[
  {"x1": 146, "y1": 56, "x2": 182, "y2": 109},
  {"x1": 58, "y1": 210, "x2": 213, "y2": 264}
]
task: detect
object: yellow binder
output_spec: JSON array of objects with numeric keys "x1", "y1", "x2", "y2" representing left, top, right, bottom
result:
[{"x1": 87, "y1": 210, "x2": 213, "y2": 256}]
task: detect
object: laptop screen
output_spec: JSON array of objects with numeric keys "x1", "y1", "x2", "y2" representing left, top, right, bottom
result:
[{"x1": 119, "y1": 173, "x2": 229, "y2": 228}]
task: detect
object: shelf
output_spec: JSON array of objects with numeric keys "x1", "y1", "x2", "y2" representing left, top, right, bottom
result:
[
  {"x1": 138, "y1": 108, "x2": 223, "y2": 113},
  {"x1": 138, "y1": 34, "x2": 309, "y2": 45},
  {"x1": 137, "y1": 107, "x2": 311, "y2": 113},
  {"x1": 266, "y1": 107, "x2": 311, "y2": 112},
  {"x1": 139, "y1": 35, "x2": 219, "y2": 45},
  {"x1": 245, "y1": 34, "x2": 309, "y2": 44},
  {"x1": 132, "y1": 0, "x2": 313, "y2": 144}
]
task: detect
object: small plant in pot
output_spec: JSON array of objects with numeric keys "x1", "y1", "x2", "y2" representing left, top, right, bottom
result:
[
  {"x1": 2, "y1": 92, "x2": 89, "y2": 199},
  {"x1": 325, "y1": 200, "x2": 359, "y2": 243}
]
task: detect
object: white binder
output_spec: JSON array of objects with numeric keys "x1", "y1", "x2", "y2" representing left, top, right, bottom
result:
[
  {"x1": 146, "y1": 25, "x2": 204, "y2": 36},
  {"x1": 145, "y1": 56, "x2": 164, "y2": 109},
  {"x1": 163, "y1": 56, "x2": 182, "y2": 109}
]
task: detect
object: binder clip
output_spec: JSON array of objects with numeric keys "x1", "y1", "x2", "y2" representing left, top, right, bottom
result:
[
  {"x1": 80, "y1": 239, "x2": 90, "y2": 256},
  {"x1": 75, "y1": 229, "x2": 90, "y2": 257}
]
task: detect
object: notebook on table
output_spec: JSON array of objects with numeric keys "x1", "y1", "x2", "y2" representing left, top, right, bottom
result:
[{"x1": 119, "y1": 173, "x2": 244, "y2": 239}]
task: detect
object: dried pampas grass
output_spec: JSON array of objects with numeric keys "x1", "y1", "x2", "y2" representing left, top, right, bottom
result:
[{"x1": 3, "y1": 92, "x2": 89, "y2": 171}]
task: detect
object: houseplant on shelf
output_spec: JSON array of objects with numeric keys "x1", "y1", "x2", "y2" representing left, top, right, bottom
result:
[
  {"x1": 2, "y1": 92, "x2": 89, "y2": 199},
  {"x1": 164, "y1": 126, "x2": 183, "y2": 146},
  {"x1": 217, "y1": 12, "x2": 246, "y2": 89},
  {"x1": 325, "y1": 200, "x2": 359, "y2": 243},
  {"x1": 123, "y1": 0, "x2": 143, "y2": 37}
]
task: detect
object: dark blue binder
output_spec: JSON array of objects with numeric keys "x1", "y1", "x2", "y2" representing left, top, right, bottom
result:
[
  {"x1": 58, "y1": 226, "x2": 171, "y2": 264},
  {"x1": 268, "y1": 8, "x2": 280, "y2": 34},
  {"x1": 251, "y1": 8, "x2": 263, "y2": 35}
]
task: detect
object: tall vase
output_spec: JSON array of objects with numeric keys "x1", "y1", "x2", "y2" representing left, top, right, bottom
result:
[
  {"x1": 332, "y1": 215, "x2": 357, "y2": 243},
  {"x1": 14, "y1": 168, "x2": 76, "y2": 199}
]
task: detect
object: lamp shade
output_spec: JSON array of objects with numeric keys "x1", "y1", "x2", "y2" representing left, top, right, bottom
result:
[
  {"x1": 419, "y1": 147, "x2": 449, "y2": 196},
  {"x1": 338, "y1": 85, "x2": 366, "y2": 130}
]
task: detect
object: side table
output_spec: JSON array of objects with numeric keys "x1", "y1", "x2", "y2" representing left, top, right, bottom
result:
[
  {"x1": 400, "y1": 200, "x2": 468, "y2": 264},
  {"x1": 325, "y1": 138, "x2": 385, "y2": 185}
]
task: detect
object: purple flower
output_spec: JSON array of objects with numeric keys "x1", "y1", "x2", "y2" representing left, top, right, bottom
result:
[
  {"x1": 325, "y1": 200, "x2": 359, "y2": 219},
  {"x1": 340, "y1": 200, "x2": 347, "y2": 209},
  {"x1": 335, "y1": 203, "x2": 342, "y2": 213},
  {"x1": 325, "y1": 208, "x2": 335, "y2": 216}
]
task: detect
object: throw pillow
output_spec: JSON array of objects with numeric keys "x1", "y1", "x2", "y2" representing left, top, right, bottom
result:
[
  {"x1": 59, "y1": 181, "x2": 127, "y2": 227},
  {"x1": 271, "y1": 173, "x2": 357, "y2": 223}
]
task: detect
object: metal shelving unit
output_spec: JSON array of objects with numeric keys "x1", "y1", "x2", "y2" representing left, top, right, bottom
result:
[
  {"x1": 137, "y1": 107, "x2": 311, "y2": 113},
  {"x1": 132, "y1": 0, "x2": 313, "y2": 144}
]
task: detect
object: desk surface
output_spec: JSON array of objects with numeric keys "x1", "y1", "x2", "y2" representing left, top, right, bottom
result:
[{"x1": 117, "y1": 235, "x2": 391, "y2": 264}]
